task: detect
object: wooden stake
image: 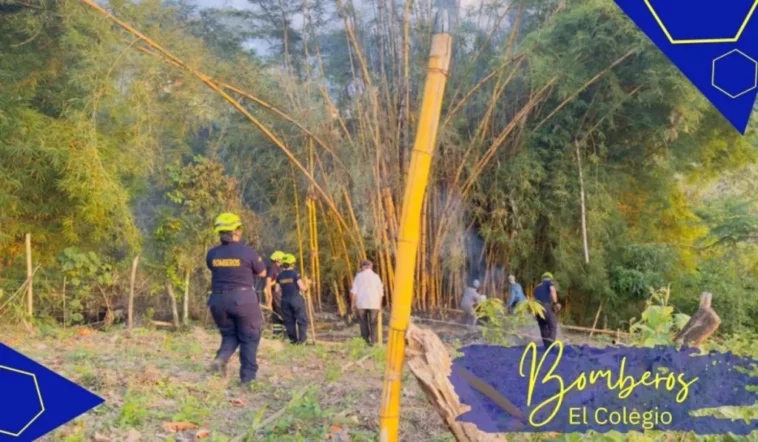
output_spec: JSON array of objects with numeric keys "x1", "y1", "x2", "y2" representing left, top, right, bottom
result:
[
  {"x1": 128, "y1": 255, "x2": 139, "y2": 331},
  {"x1": 25, "y1": 233, "x2": 32, "y2": 318},
  {"x1": 589, "y1": 302, "x2": 602, "y2": 339},
  {"x1": 62, "y1": 276, "x2": 67, "y2": 330},
  {"x1": 183, "y1": 267, "x2": 191, "y2": 326}
]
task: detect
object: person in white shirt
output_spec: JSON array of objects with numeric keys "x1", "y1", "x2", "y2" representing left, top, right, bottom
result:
[
  {"x1": 350, "y1": 259, "x2": 384, "y2": 346},
  {"x1": 461, "y1": 279, "x2": 486, "y2": 326}
]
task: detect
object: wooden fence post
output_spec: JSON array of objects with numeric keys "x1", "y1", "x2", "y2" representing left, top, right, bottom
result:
[
  {"x1": 25, "y1": 233, "x2": 33, "y2": 318},
  {"x1": 62, "y1": 277, "x2": 67, "y2": 329},
  {"x1": 128, "y1": 255, "x2": 140, "y2": 330}
]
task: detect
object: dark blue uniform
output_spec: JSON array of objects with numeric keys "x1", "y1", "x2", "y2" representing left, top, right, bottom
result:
[
  {"x1": 267, "y1": 262, "x2": 284, "y2": 338},
  {"x1": 276, "y1": 268, "x2": 308, "y2": 344},
  {"x1": 206, "y1": 241, "x2": 266, "y2": 383},
  {"x1": 533, "y1": 279, "x2": 558, "y2": 349}
]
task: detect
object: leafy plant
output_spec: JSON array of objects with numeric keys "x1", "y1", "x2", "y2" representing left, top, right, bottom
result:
[
  {"x1": 476, "y1": 297, "x2": 543, "y2": 346},
  {"x1": 57, "y1": 247, "x2": 113, "y2": 325},
  {"x1": 628, "y1": 286, "x2": 690, "y2": 347}
]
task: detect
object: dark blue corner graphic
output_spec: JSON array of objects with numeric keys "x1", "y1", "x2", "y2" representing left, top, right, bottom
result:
[
  {"x1": 0, "y1": 342, "x2": 104, "y2": 441},
  {"x1": 613, "y1": 0, "x2": 758, "y2": 133},
  {"x1": 450, "y1": 342, "x2": 758, "y2": 434}
]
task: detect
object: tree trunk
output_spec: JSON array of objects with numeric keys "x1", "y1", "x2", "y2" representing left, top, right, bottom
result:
[
  {"x1": 183, "y1": 267, "x2": 191, "y2": 326},
  {"x1": 405, "y1": 324, "x2": 509, "y2": 442},
  {"x1": 128, "y1": 255, "x2": 139, "y2": 330},
  {"x1": 167, "y1": 283, "x2": 180, "y2": 329}
]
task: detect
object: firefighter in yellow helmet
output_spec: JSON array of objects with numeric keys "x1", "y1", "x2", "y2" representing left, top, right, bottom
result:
[
  {"x1": 275, "y1": 253, "x2": 309, "y2": 344},
  {"x1": 532, "y1": 272, "x2": 560, "y2": 349},
  {"x1": 205, "y1": 212, "x2": 267, "y2": 385},
  {"x1": 266, "y1": 250, "x2": 285, "y2": 339}
]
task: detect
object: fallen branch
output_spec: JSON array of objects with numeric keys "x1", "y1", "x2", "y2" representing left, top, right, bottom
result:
[{"x1": 561, "y1": 324, "x2": 631, "y2": 337}]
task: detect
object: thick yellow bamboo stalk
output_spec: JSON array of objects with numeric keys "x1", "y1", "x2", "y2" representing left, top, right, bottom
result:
[
  {"x1": 291, "y1": 164, "x2": 306, "y2": 281},
  {"x1": 378, "y1": 26, "x2": 452, "y2": 442}
]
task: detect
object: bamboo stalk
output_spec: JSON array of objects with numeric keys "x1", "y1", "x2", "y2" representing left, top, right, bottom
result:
[
  {"x1": 291, "y1": 164, "x2": 306, "y2": 277},
  {"x1": 379, "y1": 23, "x2": 452, "y2": 441},
  {"x1": 335, "y1": 0, "x2": 373, "y2": 87},
  {"x1": 78, "y1": 0, "x2": 352, "y2": 233},
  {"x1": 576, "y1": 140, "x2": 590, "y2": 264},
  {"x1": 344, "y1": 188, "x2": 367, "y2": 259},
  {"x1": 304, "y1": 278, "x2": 317, "y2": 345}
]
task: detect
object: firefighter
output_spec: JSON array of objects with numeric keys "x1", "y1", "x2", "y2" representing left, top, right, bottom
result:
[
  {"x1": 266, "y1": 250, "x2": 285, "y2": 339},
  {"x1": 276, "y1": 253, "x2": 309, "y2": 344},
  {"x1": 532, "y1": 272, "x2": 561, "y2": 349},
  {"x1": 205, "y1": 212, "x2": 267, "y2": 385}
]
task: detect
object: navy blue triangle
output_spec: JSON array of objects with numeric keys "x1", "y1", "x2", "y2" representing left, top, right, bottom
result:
[
  {"x1": 0, "y1": 342, "x2": 105, "y2": 441},
  {"x1": 613, "y1": 0, "x2": 758, "y2": 134}
]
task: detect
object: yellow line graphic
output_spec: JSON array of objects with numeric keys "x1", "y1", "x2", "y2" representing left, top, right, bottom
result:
[{"x1": 643, "y1": 0, "x2": 758, "y2": 44}]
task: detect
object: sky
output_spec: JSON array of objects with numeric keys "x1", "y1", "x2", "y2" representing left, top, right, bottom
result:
[{"x1": 186, "y1": 0, "x2": 500, "y2": 55}]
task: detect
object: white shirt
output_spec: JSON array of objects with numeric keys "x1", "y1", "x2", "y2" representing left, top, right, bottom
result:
[
  {"x1": 350, "y1": 269, "x2": 384, "y2": 310},
  {"x1": 461, "y1": 287, "x2": 486, "y2": 311}
]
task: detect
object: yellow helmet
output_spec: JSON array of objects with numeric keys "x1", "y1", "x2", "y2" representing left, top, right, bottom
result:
[
  {"x1": 281, "y1": 254, "x2": 296, "y2": 265},
  {"x1": 270, "y1": 250, "x2": 285, "y2": 261},
  {"x1": 214, "y1": 212, "x2": 242, "y2": 233},
  {"x1": 542, "y1": 272, "x2": 554, "y2": 280}
]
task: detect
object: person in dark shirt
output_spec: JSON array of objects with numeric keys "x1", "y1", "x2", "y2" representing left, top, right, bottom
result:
[
  {"x1": 266, "y1": 251, "x2": 285, "y2": 339},
  {"x1": 532, "y1": 272, "x2": 561, "y2": 349},
  {"x1": 275, "y1": 254, "x2": 309, "y2": 344},
  {"x1": 205, "y1": 212, "x2": 267, "y2": 385}
]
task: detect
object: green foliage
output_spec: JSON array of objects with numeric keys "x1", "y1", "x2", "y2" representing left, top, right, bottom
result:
[
  {"x1": 57, "y1": 247, "x2": 113, "y2": 324},
  {"x1": 477, "y1": 297, "x2": 541, "y2": 346},
  {"x1": 628, "y1": 287, "x2": 690, "y2": 347}
]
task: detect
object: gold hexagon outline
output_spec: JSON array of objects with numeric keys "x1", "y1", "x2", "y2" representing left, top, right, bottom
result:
[
  {"x1": 0, "y1": 365, "x2": 46, "y2": 437},
  {"x1": 712, "y1": 49, "x2": 758, "y2": 98},
  {"x1": 644, "y1": 0, "x2": 758, "y2": 44}
]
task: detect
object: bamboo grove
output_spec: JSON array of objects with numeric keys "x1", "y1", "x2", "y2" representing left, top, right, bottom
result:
[{"x1": 1, "y1": 0, "x2": 757, "y2": 333}]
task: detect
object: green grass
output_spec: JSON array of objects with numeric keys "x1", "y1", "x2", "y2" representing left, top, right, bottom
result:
[{"x1": 5, "y1": 326, "x2": 454, "y2": 441}]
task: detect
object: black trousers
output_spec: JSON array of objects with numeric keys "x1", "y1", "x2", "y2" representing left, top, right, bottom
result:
[
  {"x1": 281, "y1": 294, "x2": 308, "y2": 344},
  {"x1": 272, "y1": 297, "x2": 285, "y2": 338},
  {"x1": 535, "y1": 301, "x2": 558, "y2": 349},
  {"x1": 208, "y1": 289, "x2": 262, "y2": 383},
  {"x1": 357, "y1": 309, "x2": 379, "y2": 344}
]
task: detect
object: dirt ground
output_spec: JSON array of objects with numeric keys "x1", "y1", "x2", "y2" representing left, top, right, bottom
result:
[{"x1": 0, "y1": 312, "x2": 598, "y2": 442}]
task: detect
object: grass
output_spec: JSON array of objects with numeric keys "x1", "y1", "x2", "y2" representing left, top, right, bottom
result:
[{"x1": 4, "y1": 324, "x2": 453, "y2": 441}]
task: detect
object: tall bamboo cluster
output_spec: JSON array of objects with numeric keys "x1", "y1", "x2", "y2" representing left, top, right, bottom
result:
[{"x1": 75, "y1": 0, "x2": 625, "y2": 314}]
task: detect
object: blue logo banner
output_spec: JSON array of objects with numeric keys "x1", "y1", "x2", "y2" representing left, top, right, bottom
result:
[
  {"x1": 451, "y1": 341, "x2": 758, "y2": 434},
  {"x1": 613, "y1": 0, "x2": 758, "y2": 133},
  {"x1": 0, "y1": 342, "x2": 104, "y2": 441}
]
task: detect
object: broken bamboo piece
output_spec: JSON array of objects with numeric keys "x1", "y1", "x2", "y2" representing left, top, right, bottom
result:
[
  {"x1": 674, "y1": 291, "x2": 721, "y2": 347},
  {"x1": 405, "y1": 324, "x2": 509, "y2": 442}
]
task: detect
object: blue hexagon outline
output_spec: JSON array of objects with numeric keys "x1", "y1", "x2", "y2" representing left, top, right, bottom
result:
[
  {"x1": 711, "y1": 49, "x2": 758, "y2": 99},
  {"x1": 0, "y1": 365, "x2": 46, "y2": 437},
  {"x1": 644, "y1": 0, "x2": 758, "y2": 44}
]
